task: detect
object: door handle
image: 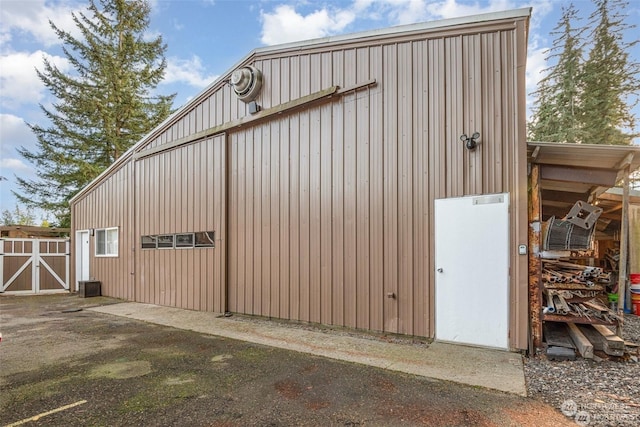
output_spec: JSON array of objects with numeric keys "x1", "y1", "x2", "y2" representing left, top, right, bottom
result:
[{"x1": 437, "y1": 268, "x2": 443, "y2": 273}]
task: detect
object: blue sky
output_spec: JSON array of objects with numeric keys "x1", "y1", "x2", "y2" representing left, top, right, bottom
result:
[{"x1": 1, "y1": 0, "x2": 639, "y2": 222}]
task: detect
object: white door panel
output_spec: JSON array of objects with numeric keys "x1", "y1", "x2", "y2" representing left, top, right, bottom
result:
[
  {"x1": 76, "y1": 230, "x2": 90, "y2": 283},
  {"x1": 435, "y1": 194, "x2": 509, "y2": 349}
]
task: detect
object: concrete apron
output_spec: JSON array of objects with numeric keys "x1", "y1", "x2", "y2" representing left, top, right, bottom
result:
[{"x1": 89, "y1": 303, "x2": 526, "y2": 396}]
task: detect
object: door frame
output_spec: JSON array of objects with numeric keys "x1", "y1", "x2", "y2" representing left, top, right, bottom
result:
[
  {"x1": 434, "y1": 193, "x2": 510, "y2": 349},
  {"x1": 76, "y1": 230, "x2": 90, "y2": 288}
]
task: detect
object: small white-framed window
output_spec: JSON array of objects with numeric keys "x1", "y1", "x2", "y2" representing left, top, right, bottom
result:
[
  {"x1": 175, "y1": 233, "x2": 194, "y2": 248},
  {"x1": 195, "y1": 231, "x2": 215, "y2": 248},
  {"x1": 157, "y1": 234, "x2": 174, "y2": 249},
  {"x1": 141, "y1": 235, "x2": 157, "y2": 249},
  {"x1": 95, "y1": 227, "x2": 118, "y2": 257}
]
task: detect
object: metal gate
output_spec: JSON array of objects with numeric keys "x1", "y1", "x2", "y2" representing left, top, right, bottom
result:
[{"x1": 1, "y1": 238, "x2": 70, "y2": 293}]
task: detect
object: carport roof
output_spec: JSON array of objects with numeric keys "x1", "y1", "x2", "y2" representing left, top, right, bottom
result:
[{"x1": 527, "y1": 141, "x2": 640, "y2": 224}]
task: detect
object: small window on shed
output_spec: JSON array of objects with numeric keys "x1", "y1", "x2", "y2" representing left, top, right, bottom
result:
[
  {"x1": 96, "y1": 227, "x2": 118, "y2": 257},
  {"x1": 175, "y1": 233, "x2": 194, "y2": 248},
  {"x1": 195, "y1": 231, "x2": 215, "y2": 248},
  {"x1": 157, "y1": 234, "x2": 174, "y2": 249},
  {"x1": 141, "y1": 235, "x2": 157, "y2": 249}
]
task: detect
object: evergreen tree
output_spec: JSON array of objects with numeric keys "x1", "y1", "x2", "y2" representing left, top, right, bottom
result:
[
  {"x1": 528, "y1": 3, "x2": 585, "y2": 143},
  {"x1": 580, "y1": 0, "x2": 639, "y2": 145},
  {"x1": 15, "y1": 0, "x2": 175, "y2": 227}
]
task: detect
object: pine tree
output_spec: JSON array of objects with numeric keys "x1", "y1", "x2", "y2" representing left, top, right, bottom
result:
[
  {"x1": 15, "y1": 0, "x2": 175, "y2": 227},
  {"x1": 528, "y1": 3, "x2": 585, "y2": 143},
  {"x1": 580, "y1": 0, "x2": 639, "y2": 145}
]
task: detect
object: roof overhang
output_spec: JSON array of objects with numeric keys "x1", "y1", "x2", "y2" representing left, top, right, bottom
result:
[{"x1": 527, "y1": 141, "x2": 640, "y2": 231}]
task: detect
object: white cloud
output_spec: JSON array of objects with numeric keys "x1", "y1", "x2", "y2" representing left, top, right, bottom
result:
[
  {"x1": 163, "y1": 55, "x2": 219, "y2": 88},
  {"x1": 0, "y1": 158, "x2": 31, "y2": 173},
  {"x1": 0, "y1": 0, "x2": 83, "y2": 48},
  {"x1": 0, "y1": 114, "x2": 36, "y2": 187},
  {"x1": 425, "y1": 0, "x2": 515, "y2": 20},
  {"x1": 0, "y1": 50, "x2": 70, "y2": 109},
  {"x1": 0, "y1": 113, "x2": 37, "y2": 157},
  {"x1": 260, "y1": 4, "x2": 356, "y2": 45}
]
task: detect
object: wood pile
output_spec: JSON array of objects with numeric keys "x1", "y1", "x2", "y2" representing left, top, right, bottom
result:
[{"x1": 544, "y1": 321, "x2": 637, "y2": 360}]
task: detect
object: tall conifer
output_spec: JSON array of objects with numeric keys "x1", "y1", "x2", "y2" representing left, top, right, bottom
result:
[
  {"x1": 16, "y1": 0, "x2": 175, "y2": 226},
  {"x1": 580, "y1": 0, "x2": 639, "y2": 145},
  {"x1": 528, "y1": 4, "x2": 585, "y2": 143}
]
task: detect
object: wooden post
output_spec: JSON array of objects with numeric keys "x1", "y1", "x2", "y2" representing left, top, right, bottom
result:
[
  {"x1": 528, "y1": 164, "x2": 543, "y2": 353},
  {"x1": 567, "y1": 323, "x2": 593, "y2": 359},
  {"x1": 616, "y1": 166, "x2": 630, "y2": 337}
]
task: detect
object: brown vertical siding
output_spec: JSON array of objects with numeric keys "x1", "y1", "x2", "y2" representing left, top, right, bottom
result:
[
  {"x1": 135, "y1": 134, "x2": 226, "y2": 313},
  {"x1": 71, "y1": 163, "x2": 135, "y2": 299},
  {"x1": 227, "y1": 21, "x2": 529, "y2": 346},
  {"x1": 72, "y1": 14, "x2": 530, "y2": 349}
]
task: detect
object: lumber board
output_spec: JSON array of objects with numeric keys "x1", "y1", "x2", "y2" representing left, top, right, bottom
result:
[
  {"x1": 543, "y1": 322, "x2": 575, "y2": 349},
  {"x1": 592, "y1": 325, "x2": 624, "y2": 351},
  {"x1": 577, "y1": 324, "x2": 624, "y2": 357},
  {"x1": 567, "y1": 323, "x2": 594, "y2": 359}
]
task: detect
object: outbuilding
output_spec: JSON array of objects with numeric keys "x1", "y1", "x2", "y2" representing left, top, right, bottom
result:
[{"x1": 71, "y1": 9, "x2": 534, "y2": 350}]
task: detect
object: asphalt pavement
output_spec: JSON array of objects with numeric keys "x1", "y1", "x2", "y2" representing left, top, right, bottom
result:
[{"x1": 0, "y1": 294, "x2": 574, "y2": 426}]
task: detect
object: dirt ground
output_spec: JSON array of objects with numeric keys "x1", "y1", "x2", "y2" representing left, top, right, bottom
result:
[{"x1": 0, "y1": 294, "x2": 574, "y2": 426}]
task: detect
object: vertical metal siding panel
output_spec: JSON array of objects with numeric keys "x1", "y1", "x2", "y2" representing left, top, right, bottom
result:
[
  {"x1": 228, "y1": 134, "x2": 237, "y2": 312},
  {"x1": 209, "y1": 137, "x2": 217, "y2": 311},
  {"x1": 245, "y1": 130, "x2": 254, "y2": 314},
  {"x1": 216, "y1": 133, "x2": 226, "y2": 314},
  {"x1": 272, "y1": 59, "x2": 281, "y2": 106},
  {"x1": 180, "y1": 148, "x2": 187, "y2": 308},
  {"x1": 271, "y1": 121, "x2": 281, "y2": 317},
  {"x1": 397, "y1": 42, "x2": 414, "y2": 335},
  {"x1": 261, "y1": 125, "x2": 271, "y2": 316},
  {"x1": 299, "y1": 110, "x2": 311, "y2": 322},
  {"x1": 235, "y1": 132, "x2": 246, "y2": 313},
  {"x1": 492, "y1": 32, "x2": 504, "y2": 193},
  {"x1": 309, "y1": 54, "x2": 322, "y2": 323},
  {"x1": 356, "y1": 47, "x2": 370, "y2": 330},
  {"x1": 446, "y1": 36, "x2": 464, "y2": 197},
  {"x1": 298, "y1": 55, "x2": 311, "y2": 322},
  {"x1": 187, "y1": 146, "x2": 195, "y2": 309},
  {"x1": 279, "y1": 117, "x2": 291, "y2": 319},
  {"x1": 343, "y1": 48, "x2": 357, "y2": 329},
  {"x1": 383, "y1": 43, "x2": 399, "y2": 333},
  {"x1": 369, "y1": 46, "x2": 384, "y2": 332},
  {"x1": 412, "y1": 40, "x2": 428, "y2": 337},
  {"x1": 289, "y1": 112, "x2": 301, "y2": 320},
  {"x1": 152, "y1": 155, "x2": 160, "y2": 304},
  {"x1": 331, "y1": 50, "x2": 345, "y2": 326},
  {"x1": 252, "y1": 128, "x2": 262, "y2": 315},
  {"x1": 200, "y1": 96, "x2": 211, "y2": 130},
  {"x1": 309, "y1": 108, "x2": 321, "y2": 323},
  {"x1": 320, "y1": 51, "x2": 333, "y2": 325},
  {"x1": 192, "y1": 143, "x2": 201, "y2": 309},
  {"x1": 505, "y1": 22, "x2": 528, "y2": 350},
  {"x1": 465, "y1": 34, "x2": 483, "y2": 196}
]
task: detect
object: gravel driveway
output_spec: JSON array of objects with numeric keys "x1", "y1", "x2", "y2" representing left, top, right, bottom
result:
[{"x1": 525, "y1": 314, "x2": 640, "y2": 427}]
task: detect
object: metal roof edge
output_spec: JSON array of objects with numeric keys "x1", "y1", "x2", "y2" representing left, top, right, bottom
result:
[{"x1": 252, "y1": 7, "x2": 531, "y2": 55}]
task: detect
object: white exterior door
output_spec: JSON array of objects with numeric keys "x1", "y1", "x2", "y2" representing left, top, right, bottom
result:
[
  {"x1": 435, "y1": 194, "x2": 510, "y2": 349},
  {"x1": 76, "y1": 230, "x2": 90, "y2": 283}
]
